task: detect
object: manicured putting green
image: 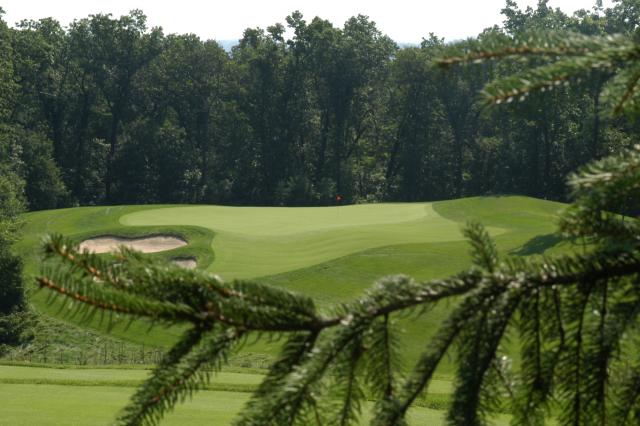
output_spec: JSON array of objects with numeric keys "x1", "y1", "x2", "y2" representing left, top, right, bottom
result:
[{"x1": 121, "y1": 203, "x2": 505, "y2": 279}]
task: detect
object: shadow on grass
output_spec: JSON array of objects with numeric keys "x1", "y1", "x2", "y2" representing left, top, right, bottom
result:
[{"x1": 510, "y1": 233, "x2": 564, "y2": 256}]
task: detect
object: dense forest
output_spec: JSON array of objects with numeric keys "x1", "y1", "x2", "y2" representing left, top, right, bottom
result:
[{"x1": 1, "y1": 0, "x2": 639, "y2": 210}]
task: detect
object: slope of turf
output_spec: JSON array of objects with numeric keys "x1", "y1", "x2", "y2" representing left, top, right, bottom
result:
[{"x1": 13, "y1": 196, "x2": 570, "y2": 356}]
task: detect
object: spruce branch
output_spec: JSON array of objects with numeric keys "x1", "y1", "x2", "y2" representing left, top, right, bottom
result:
[
  {"x1": 331, "y1": 334, "x2": 366, "y2": 426},
  {"x1": 464, "y1": 222, "x2": 499, "y2": 272},
  {"x1": 235, "y1": 331, "x2": 320, "y2": 426},
  {"x1": 612, "y1": 361, "x2": 640, "y2": 424},
  {"x1": 447, "y1": 289, "x2": 521, "y2": 425},
  {"x1": 36, "y1": 275, "x2": 198, "y2": 322},
  {"x1": 613, "y1": 65, "x2": 640, "y2": 114},
  {"x1": 437, "y1": 32, "x2": 632, "y2": 67},
  {"x1": 117, "y1": 327, "x2": 207, "y2": 426},
  {"x1": 118, "y1": 326, "x2": 243, "y2": 426},
  {"x1": 363, "y1": 314, "x2": 399, "y2": 402},
  {"x1": 438, "y1": 31, "x2": 640, "y2": 110},
  {"x1": 512, "y1": 287, "x2": 562, "y2": 424}
]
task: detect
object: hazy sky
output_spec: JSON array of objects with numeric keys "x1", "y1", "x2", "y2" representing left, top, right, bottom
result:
[{"x1": 1, "y1": 0, "x2": 614, "y2": 43}]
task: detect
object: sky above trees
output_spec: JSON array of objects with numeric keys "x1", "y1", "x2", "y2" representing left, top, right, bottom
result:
[{"x1": 1, "y1": 0, "x2": 613, "y2": 43}]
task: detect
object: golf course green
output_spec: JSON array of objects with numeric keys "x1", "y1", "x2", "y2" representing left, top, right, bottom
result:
[
  {"x1": 120, "y1": 202, "x2": 505, "y2": 279},
  {"x1": 4, "y1": 196, "x2": 570, "y2": 425},
  {"x1": 6, "y1": 196, "x2": 569, "y2": 360},
  {"x1": 17, "y1": 196, "x2": 563, "y2": 281},
  {"x1": 13, "y1": 196, "x2": 569, "y2": 349}
]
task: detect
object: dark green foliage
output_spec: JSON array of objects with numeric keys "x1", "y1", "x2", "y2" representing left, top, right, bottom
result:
[
  {"x1": 0, "y1": 252, "x2": 23, "y2": 315},
  {"x1": 0, "y1": 167, "x2": 25, "y2": 245},
  {"x1": 511, "y1": 286, "x2": 561, "y2": 425},
  {"x1": 3, "y1": 3, "x2": 640, "y2": 209},
  {"x1": 6, "y1": 128, "x2": 68, "y2": 210},
  {"x1": 0, "y1": 125, "x2": 26, "y2": 347},
  {"x1": 613, "y1": 360, "x2": 640, "y2": 424},
  {"x1": 0, "y1": 243, "x2": 25, "y2": 349}
]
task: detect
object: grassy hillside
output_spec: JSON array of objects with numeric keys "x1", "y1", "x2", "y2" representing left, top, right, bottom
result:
[
  {"x1": 13, "y1": 196, "x2": 570, "y2": 363},
  {"x1": 5, "y1": 196, "x2": 571, "y2": 425}
]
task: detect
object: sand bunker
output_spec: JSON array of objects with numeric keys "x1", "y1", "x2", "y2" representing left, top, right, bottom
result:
[
  {"x1": 172, "y1": 257, "x2": 197, "y2": 269},
  {"x1": 79, "y1": 235, "x2": 187, "y2": 254}
]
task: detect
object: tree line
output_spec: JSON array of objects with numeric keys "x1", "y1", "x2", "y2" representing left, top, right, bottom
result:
[{"x1": 1, "y1": 1, "x2": 639, "y2": 211}]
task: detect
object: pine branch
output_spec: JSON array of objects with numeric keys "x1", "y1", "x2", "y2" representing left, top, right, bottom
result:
[
  {"x1": 116, "y1": 327, "x2": 206, "y2": 426},
  {"x1": 437, "y1": 32, "x2": 627, "y2": 66},
  {"x1": 36, "y1": 275, "x2": 198, "y2": 323},
  {"x1": 372, "y1": 276, "x2": 510, "y2": 426},
  {"x1": 561, "y1": 145, "x2": 640, "y2": 242},
  {"x1": 268, "y1": 319, "x2": 371, "y2": 425},
  {"x1": 447, "y1": 290, "x2": 521, "y2": 425},
  {"x1": 464, "y1": 222, "x2": 499, "y2": 272},
  {"x1": 332, "y1": 334, "x2": 365, "y2": 426},
  {"x1": 613, "y1": 66, "x2": 640, "y2": 114},
  {"x1": 43, "y1": 234, "x2": 110, "y2": 281},
  {"x1": 235, "y1": 331, "x2": 320, "y2": 426},
  {"x1": 363, "y1": 314, "x2": 398, "y2": 401},
  {"x1": 480, "y1": 56, "x2": 602, "y2": 105},
  {"x1": 584, "y1": 281, "x2": 610, "y2": 424},
  {"x1": 612, "y1": 362, "x2": 640, "y2": 424},
  {"x1": 438, "y1": 31, "x2": 640, "y2": 110},
  {"x1": 512, "y1": 287, "x2": 561, "y2": 425},
  {"x1": 117, "y1": 326, "x2": 243, "y2": 426},
  {"x1": 557, "y1": 280, "x2": 595, "y2": 426}
]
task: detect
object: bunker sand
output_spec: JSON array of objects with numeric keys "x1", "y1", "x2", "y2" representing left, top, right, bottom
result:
[
  {"x1": 78, "y1": 235, "x2": 187, "y2": 254},
  {"x1": 172, "y1": 257, "x2": 197, "y2": 269}
]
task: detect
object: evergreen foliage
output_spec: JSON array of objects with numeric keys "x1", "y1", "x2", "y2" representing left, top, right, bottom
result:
[{"x1": 0, "y1": 130, "x2": 26, "y2": 347}]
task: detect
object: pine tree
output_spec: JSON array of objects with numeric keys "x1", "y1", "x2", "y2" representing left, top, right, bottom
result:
[{"x1": 39, "y1": 30, "x2": 640, "y2": 425}]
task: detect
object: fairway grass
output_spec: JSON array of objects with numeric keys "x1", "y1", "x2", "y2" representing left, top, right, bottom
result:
[
  {"x1": 1, "y1": 384, "x2": 485, "y2": 425},
  {"x1": 0, "y1": 365, "x2": 508, "y2": 425}
]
